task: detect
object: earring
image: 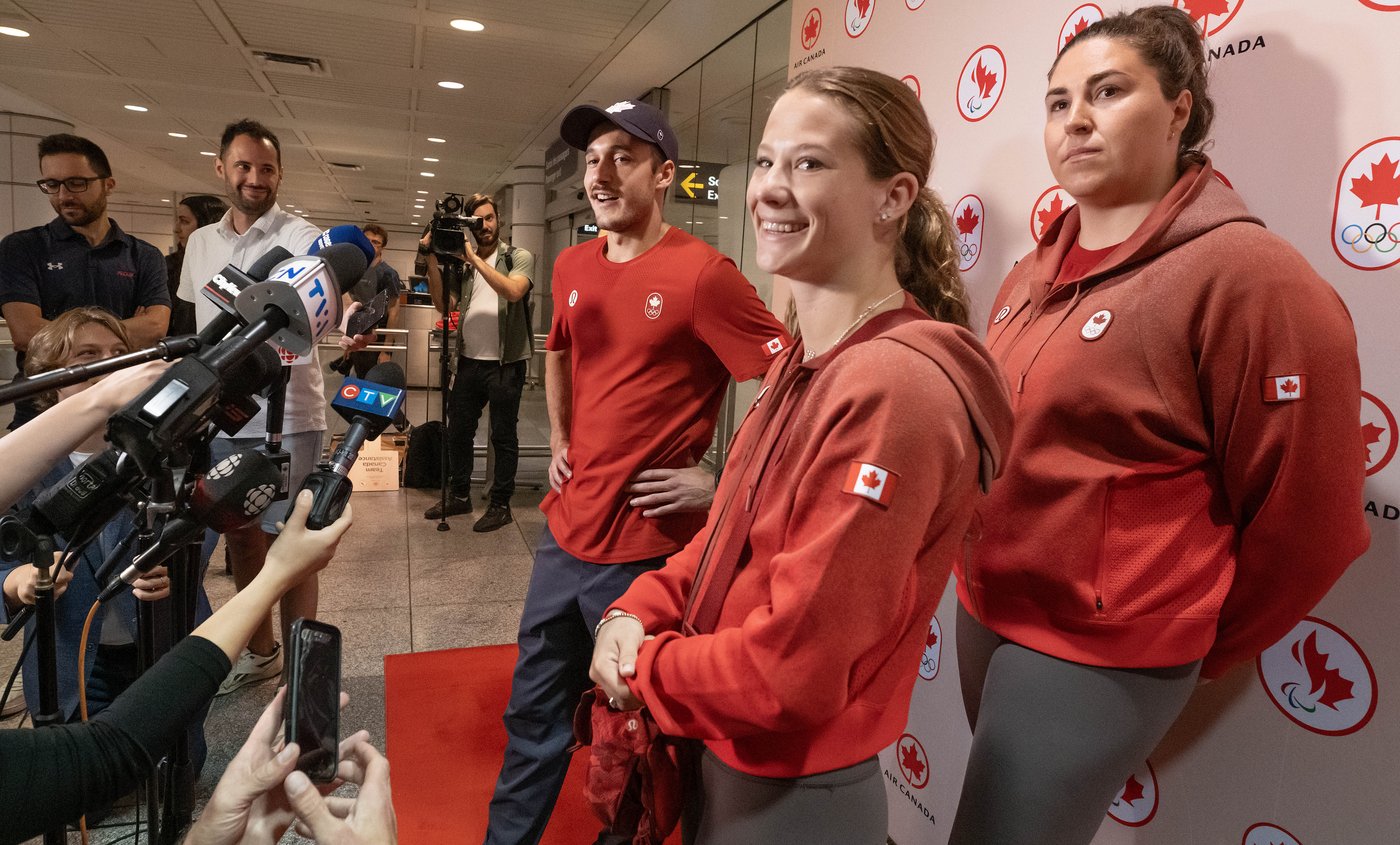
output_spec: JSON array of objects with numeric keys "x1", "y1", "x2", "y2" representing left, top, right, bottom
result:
[{"x1": 879, "y1": 211, "x2": 889, "y2": 221}]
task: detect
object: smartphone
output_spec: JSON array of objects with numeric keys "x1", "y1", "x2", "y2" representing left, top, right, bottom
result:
[{"x1": 284, "y1": 618, "x2": 341, "y2": 782}]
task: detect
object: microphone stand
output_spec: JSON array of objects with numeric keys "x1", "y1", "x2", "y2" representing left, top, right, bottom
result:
[
  {"x1": 435, "y1": 257, "x2": 464, "y2": 533},
  {"x1": 0, "y1": 334, "x2": 201, "y2": 406}
]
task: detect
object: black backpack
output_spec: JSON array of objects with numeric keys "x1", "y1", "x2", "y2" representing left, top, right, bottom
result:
[{"x1": 402, "y1": 421, "x2": 444, "y2": 488}]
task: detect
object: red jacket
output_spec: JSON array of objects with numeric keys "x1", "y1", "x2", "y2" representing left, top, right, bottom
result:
[
  {"x1": 962, "y1": 163, "x2": 1369, "y2": 679},
  {"x1": 615, "y1": 299, "x2": 1013, "y2": 777}
]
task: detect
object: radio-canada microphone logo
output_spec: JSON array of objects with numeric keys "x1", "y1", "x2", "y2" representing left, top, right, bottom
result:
[
  {"x1": 1332, "y1": 138, "x2": 1400, "y2": 271},
  {"x1": 1059, "y1": 4, "x2": 1103, "y2": 51},
  {"x1": 845, "y1": 0, "x2": 874, "y2": 38},
  {"x1": 953, "y1": 194, "x2": 984, "y2": 271},
  {"x1": 800, "y1": 7, "x2": 821, "y2": 50},
  {"x1": 1031, "y1": 185, "x2": 1072, "y2": 241},
  {"x1": 1172, "y1": 0, "x2": 1244, "y2": 37},
  {"x1": 957, "y1": 45, "x2": 1006, "y2": 123},
  {"x1": 1362, "y1": 391, "x2": 1396, "y2": 476},
  {"x1": 918, "y1": 614, "x2": 942, "y2": 680},
  {"x1": 1242, "y1": 823, "x2": 1303, "y2": 845},
  {"x1": 1258, "y1": 616, "x2": 1377, "y2": 736},
  {"x1": 1107, "y1": 760, "x2": 1158, "y2": 827},
  {"x1": 895, "y1": 733, "x2": 930, "y2": 789}
]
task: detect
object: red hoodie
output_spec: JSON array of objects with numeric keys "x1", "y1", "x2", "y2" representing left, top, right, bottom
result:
[
  {"x1": 962, "y1": 162, "x2": 1369, "y2": 679},
  {"x1": 614, "y1": 298, "x2": 1013, "y2": 778}
]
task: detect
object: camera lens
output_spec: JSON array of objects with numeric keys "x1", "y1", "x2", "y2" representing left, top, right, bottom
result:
[{"x1": 442, "y1": 194, "x2": 462, "y2": 214}]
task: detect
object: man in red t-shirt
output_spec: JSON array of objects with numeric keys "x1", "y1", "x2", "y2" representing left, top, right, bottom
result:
[{"x1": 482, "y1": 100, "x2": 789, "y2": 845}]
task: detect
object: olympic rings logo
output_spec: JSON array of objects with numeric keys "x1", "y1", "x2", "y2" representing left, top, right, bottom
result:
[
  {"x1": 1339, "y1": 222, "x2": 1400, "y2": 253},
  {"x1": 960, "y1": 241, "x2": 979, "y2": 260}
]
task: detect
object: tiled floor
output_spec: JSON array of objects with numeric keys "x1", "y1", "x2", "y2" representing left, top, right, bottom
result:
[{"x1": 4, "y1": 384, "x2": 554, "y2": 843}]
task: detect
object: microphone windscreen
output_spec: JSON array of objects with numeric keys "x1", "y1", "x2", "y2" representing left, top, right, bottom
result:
[
  {"x1": 247, "y1": 246, "x2": 295, "y2": 281},
  {"x1": 222, "y1": 343, "x2": 283, "y2": 397},
  {"x1": 192, "y1": 449, "x2": 282, "y2": 532},
  {"x1": 363, "y1": 361, "x2": 407, "y2": 390},
  {"x1": 312, "y1": 225, "x2": 376, "y2": 266},
  {"x1": 316, "y1": 243, "x2": 369, "y2": 297}
]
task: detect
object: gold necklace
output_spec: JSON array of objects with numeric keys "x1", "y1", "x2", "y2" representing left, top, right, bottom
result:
[{"x1": 803, "y1": 289, "x2": 903, "y2": 361}]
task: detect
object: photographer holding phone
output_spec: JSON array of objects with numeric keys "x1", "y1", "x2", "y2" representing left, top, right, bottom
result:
[
  {"x1": 0, "y1": 490, "x2": 353, "y2": 845},
  {"x1": 421, "y1": 193, "x2": 534, "y2": 533}
]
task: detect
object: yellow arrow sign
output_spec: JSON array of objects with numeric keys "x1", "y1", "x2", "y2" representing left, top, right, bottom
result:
[{"x1": 680, "y1": 171, "x2": 704, "y2": 199}]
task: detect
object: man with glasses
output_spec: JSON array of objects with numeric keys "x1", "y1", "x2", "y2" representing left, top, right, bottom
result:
[{"x1": 0, "y1": 133, "x2": 170, "y2": 427}]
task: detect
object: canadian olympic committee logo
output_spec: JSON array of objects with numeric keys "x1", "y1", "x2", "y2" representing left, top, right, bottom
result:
[
  {"x1": 800, "y1": 7, "x2": 821, "y2": 50},
  {"x1": 953, "y1": 194, "x2": 984, "y2": 272},
  {"x1": 1059, "y1": 4, "x2": 1103, "y2": 52},
  {"x1": 1257, "y1": 616, "x2": 1377, "y2": 736},
  {"x1": 1332, "y1": 138, "x2": 1400, "y2": 271},
  {"x1": 1031, "y1": 185, "x2": 1072, "y2": 241},
  {"x1": 1107, "y1": 760, "x2": 1158, "y2": 827},
  {"x1": 918, "y1": 614, "x2": 942, "y2": 680},
  {"x1": 845, "y1": 0, "x2": 874, "y2": 38},
  {"x1": 956, "y1": 45, "x2": 1006, "y2": 123},
  {"x1": 895, "y1": 733, "x2": 930, "y2": 788},
  {"x1": 1242, "y1": 823, "x2": 1303, "y2": 845},
  {"x1": 1172, "y1": 0, "x2": 1244, "y2": 37},
  {"x1": 644, "y1": 292, "x2": 663, "y2": 320},
  {"x1": 1362, "y1": 391, "x2": 1396, "y2": 476},
  {"x1": 901, "y1": 74, "x2": 921, "y2": 100}
]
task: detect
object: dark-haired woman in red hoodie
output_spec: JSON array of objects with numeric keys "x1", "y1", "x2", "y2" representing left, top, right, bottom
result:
[
  {"x1": 949, "y1": 7, "x2": 1369, "y2": 844},
  {"x1": 589, "y1": 66, "x2": 1013, "y2": 845}
]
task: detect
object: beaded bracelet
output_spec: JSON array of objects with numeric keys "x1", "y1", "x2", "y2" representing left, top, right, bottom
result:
[{"x1": 594, "y1": 610, "x2": 644, "y2": 640}]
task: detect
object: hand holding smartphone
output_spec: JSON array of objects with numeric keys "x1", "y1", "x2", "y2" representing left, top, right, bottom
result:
[{"x1": 284, "y1": 618, "x2": 342, "y2": 782}]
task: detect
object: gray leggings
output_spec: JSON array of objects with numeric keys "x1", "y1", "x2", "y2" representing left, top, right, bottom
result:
[
  {"x1": 687, "y1": 749, "x2": 886, "y2": 845},
  {"x1": 949, "y1": 605, "x2": 1201, "y2": 845}
]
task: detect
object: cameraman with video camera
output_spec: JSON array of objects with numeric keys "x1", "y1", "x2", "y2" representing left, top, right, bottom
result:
[{"x1": 420, "y1": 193, "x2": 533, "y2": 533}]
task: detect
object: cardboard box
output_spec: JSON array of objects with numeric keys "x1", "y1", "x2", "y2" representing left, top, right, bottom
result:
[{"x1": 345, "y1": 437, "x2": 400, "y2": 492}]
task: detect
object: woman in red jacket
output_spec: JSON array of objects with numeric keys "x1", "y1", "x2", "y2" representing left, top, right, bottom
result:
[
  {"x1": 949, "y1": 8, "x2": 1369, "y2": 843},
  {"x1": 589, "y1": 66, "x2": 1012, "y2": 845}
]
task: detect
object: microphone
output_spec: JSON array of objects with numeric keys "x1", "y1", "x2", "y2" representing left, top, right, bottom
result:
[
  {"x1": 299, "y1": 362, "x2": 406, "y2": 529},
  {"x1": 311, "y1": 224, "x2": 376, "y2": 266},
  {"x1": 197, "y1": 246, "x2": 296, "y2": 348},
  {"x1": 98, "y1": 448, "x2": 280, "y2": 602},
  {"x1": 0, "y1": 449, "x2": 141, "y2": 562}
]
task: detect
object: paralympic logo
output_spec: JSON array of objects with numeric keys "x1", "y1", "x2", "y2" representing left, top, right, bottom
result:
[
  {"x1": 1257, "y1": 616, "x2": 1377, "y2": 736},
  {"x1": 956, "y1": 46, "x2": 1006, "y2": 123},
  {"x1": 1332, "y1": 137, "x2": 1400, "y2": 271}
]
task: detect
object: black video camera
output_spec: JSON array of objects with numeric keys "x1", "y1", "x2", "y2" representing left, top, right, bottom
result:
[{"x1": 430, "y1": 193, "x2": 485, "y2": 258}]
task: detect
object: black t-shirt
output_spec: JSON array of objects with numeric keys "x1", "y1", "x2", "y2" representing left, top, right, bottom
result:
[
  {"x1": 350, "y1": 262, "x2": 402, "y2": 329},
  {"x1": 0, "y1": 217, "x2": 171, "y2": 320}
]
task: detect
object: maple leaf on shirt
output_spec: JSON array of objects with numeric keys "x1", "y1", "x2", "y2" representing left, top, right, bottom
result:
[
  {"x1": 955, "y1": 203, "x2": 980, "y2": 237},
  {"x1": 900, "y1": 741, "x2": 925, "y2": 781},
  {"x1": 861, "y1": 470, "x2": 882, "y2": 490},
  {"x1": 1092, "y1": 313, "x2": 1107, "y2": 325},
  {"x1": 1280, "y1": 378, "x2": 1299, "y2": 394},
  {"x1": 972, "y1": 59, "x2": 998, "y2": 100},
  {"x1": 1037, "y1": 194, "x2": 1066, "y2": 238},
  {"x1": 1350, "y1": 154, "x2": 1400, "y2": 221},
  {"x1": 1119, "y1": 774, "x2": 1146, "y2": 805},
  {"x1": 1362, "y1": 421, "x2": 1386, "y2": 463},
  {"x1": 1293, "y1": 631, "x2": 1355, "y2": 710}
]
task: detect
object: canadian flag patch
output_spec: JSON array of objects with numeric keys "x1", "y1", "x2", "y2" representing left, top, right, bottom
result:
[
  {"x1": 764, "y1": 336, "x2": 785, "y2": 356},
  {"x1": 1263, "y1": 374, "x2": 1306, "y2": 402},
  {"x1": 844, "y1": 462, "x2": 898, "y2": 506}
]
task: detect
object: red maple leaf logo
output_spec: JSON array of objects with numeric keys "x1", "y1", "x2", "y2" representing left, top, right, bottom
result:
[
  {"x1": 926, "y1": 628, "x2": 939, "y2": 647},
  {"x1": 1064, "y1": 16, "x2": 1091, "y2": 48},
  {"x1": 1119, "y1": 774, "x2": 1146, "y2": 805},
  {"x1": 1180, "y1": 0, "x2": 1230, "y2": 24},
  {"x1": 1293, "y1": 631, "x2": 1355, "y2": 710},
  {"x1": 1037, "y1": 193, "x2": 1065, "y2": 237},
  {"x1": 853, "y1": 0, "x2": 871, "y2": 19},
  {"x1": 1280, "y1": 378, "x2": 1299, "y2": 394},
  {"x1": 955, "y1": 203, "x2": 980, "y2": 237},
  {"x1": 1362, "y1": 421, "x2": 1386, "y2": 463},
  {"x1": 1091, "y1": 313, "x2": 1107, "y2": 325},
  {"x1": 860, "y1": 470, "x2": 882, "y2": 490},
  {"x1": 802, "y1": 11, "x2": 820, "y2": 46},
  {"x1": 971, "y1": 59, "x2": 998, "y2": 100},
  {"x1": 1350, "y1": 154, "x2": 1400, "y2": 221},
  {"x1": 899, "y1": 741, "x2": 925, "y2": 781}
]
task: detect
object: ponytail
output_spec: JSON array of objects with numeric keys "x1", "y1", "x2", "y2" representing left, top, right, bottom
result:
[{"x1": 898, "y1": 188, "x2": 970, "y2": 329}]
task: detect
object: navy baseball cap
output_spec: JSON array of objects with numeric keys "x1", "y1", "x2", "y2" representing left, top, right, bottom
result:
[{"x1": 560, "y1": 99, "x2": 679, "y2": 165}]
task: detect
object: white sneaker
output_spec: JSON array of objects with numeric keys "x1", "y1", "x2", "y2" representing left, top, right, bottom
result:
[{"x1": 217, "y1": 643, "x2": 283, "y2": 696}]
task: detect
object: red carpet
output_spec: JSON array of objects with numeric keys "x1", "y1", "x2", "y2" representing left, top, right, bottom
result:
[{"x1": 383, "y1": 645, "x2": 604, "y2": 845}]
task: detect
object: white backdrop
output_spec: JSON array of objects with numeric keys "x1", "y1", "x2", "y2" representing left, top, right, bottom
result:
[{"x1": 784, "y1": 1, "x2": 1400, "y2": 842}]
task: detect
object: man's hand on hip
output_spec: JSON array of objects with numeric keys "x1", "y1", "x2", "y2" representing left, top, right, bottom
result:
[{"x1": 626, "y1": 465, "x2": 715, "y2": 517}]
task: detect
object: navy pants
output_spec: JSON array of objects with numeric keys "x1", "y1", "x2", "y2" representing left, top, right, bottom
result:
[
  {"x1": 448, "y1": 357, "x2": 527, "y2": 505},
  {"x1": 483, "y1": 523, "x2": 665, "y2": 845}
]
